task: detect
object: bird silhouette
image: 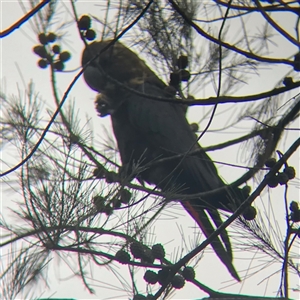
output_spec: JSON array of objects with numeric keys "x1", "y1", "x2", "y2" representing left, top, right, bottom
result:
[{"x1": 82, "y1": 40, "x2": 251, "y2": 281}]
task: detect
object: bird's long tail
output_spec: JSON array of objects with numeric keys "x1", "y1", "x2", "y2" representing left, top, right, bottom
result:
[{"x1": 181, "y1": 201, "x2": 240, "y2": 281}]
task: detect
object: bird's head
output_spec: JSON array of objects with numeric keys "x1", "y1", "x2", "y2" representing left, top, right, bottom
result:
[
  {"x1": 81, "y1": 40, "x2": 150, "y2": 94},
  {"x1": 82, "y1": 39, "x2": 167, "y2": 117}
]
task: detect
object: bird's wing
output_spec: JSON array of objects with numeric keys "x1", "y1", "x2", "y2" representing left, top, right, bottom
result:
[
  {"x1": 124, "y1": 82, "x2": 248, "y2": 210},
  {"x1": 126, "y1": 82, "x2": 226, "y2": 194},
  {"x1": 124, "y1": 82, "x2": 240, "y2": 281}
]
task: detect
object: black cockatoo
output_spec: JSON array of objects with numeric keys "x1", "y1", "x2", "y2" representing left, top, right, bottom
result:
[{"x1": 82, "y1": 40, "x2": 250, "y2": 281}]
